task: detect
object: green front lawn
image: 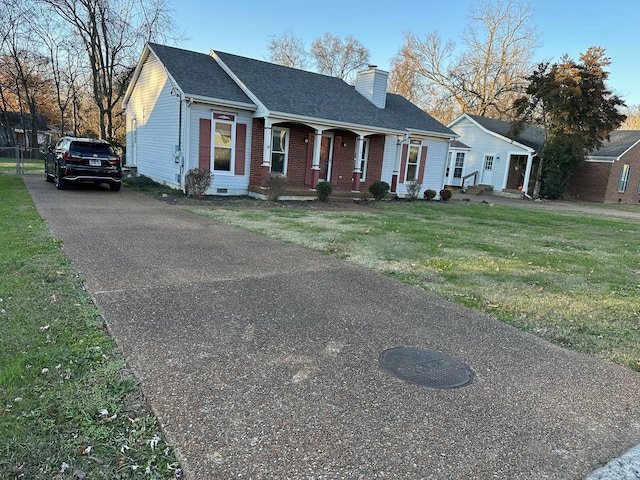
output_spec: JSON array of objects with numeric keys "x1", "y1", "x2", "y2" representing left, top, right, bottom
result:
[{"x1": 0, "y1": 174, "x2": 180, "y2": 479}]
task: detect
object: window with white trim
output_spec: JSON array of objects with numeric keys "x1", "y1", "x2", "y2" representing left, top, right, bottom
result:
[
  {"x1": 618, "y1": 164, "x2": 631, "y2": 192},
  {"x1": 213, "y1": 118, "x2": 233, "y2": 172},
  {"x1": 454, "y1": 152, "x2": 465, "y2": 178},
  {"x1": 271, "y1": 127, "x2": 289, "y2": 173},
  {"x1": 484, "y1": 155, "x2": 494, "y2": 172},
  {"x1": 406, "y1": 145, "x2": 420, "y2": 181},
  {"x1": 359, "y1": 138, "x2": 370, "y2": 181}
]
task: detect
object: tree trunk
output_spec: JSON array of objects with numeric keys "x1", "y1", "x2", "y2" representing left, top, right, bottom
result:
[{"x1": 532, "y1": 159, "x2": 544, "y2": 198}]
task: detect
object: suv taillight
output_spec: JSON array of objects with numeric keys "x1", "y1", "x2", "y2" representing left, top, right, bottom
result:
[
  {"x1": 108, "y1": 156, "x2": 121, "y2": 165},
  {"x1": 63, "y1": 152, "x2": 82, "y2": 161}
]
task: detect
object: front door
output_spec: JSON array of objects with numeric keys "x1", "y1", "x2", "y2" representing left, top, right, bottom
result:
[
  {"x1": 319, "y1": 134, "x2": 334, "y2": 182},
  {"x1": 481, "y1": 155, "x2": 494, "y2": 185}
]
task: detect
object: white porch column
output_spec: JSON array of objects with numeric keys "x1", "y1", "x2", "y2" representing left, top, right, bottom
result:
[
  {"x1": 522, "y1": 152, "x2": 534, "y2": 197},
  {"x1": 391, "y1": 135, "x2": 405, "y2": 193},
  {"x1": 351, "y1": 134, "x2": 364, "y2": 192}
]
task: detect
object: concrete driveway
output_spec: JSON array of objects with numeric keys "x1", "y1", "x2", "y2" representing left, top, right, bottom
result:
[{"x1": 24, "y1": 176, "x2": 640, "y2": 479}]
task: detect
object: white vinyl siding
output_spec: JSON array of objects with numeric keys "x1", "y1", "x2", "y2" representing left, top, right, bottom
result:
[
  {"x1": 380, "y1": 136, "x2": 449, "y2": 196},
  {"x1": 125, "y1": 53, "x2": 181, "y2": 186},
  {"x1": 449, "y1": 116, "x2": 533, "y2": 191}
]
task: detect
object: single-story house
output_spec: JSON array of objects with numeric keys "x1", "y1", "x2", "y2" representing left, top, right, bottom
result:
[
  {"x1": 0, "y1": 111, "x2": 51, "y2": 147},
  {"x1": 448, "y1": 113, "x2": 640, "y2": 203},
  {"x1": 123, "y1": 43, "x2": 456, "y2": 199},
  {"x1": 566, "y1": 130, "x2": 640, "y2": 203},
  {"x1": 447, "y1": 113, "x2": 544, "y2": 197}
]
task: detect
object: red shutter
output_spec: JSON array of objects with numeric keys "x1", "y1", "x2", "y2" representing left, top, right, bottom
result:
[
  {"x1": 234, "y1": 123, "x2": 246, "y2": 175},
  {"x1": 399, "y1": 144, "x2": 408, "y2": 183},
  {"x1": 418, "y1": 145, "x2": 428, "y2": 182},
  {"x1": 199, "y1": 118, "x2": 211, "y2": 171}
]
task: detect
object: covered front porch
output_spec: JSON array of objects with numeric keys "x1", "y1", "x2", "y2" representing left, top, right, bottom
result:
[{"x1": 248, "y1": 117, "x2": 404, "y2": 196}]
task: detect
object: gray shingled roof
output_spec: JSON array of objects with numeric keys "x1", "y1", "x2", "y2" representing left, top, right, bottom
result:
[
  {"x1": 148, "y1": 43, "x2": 253, "y2": 106},
  {"x1": 467, "y1": 114, "x2": 545, "y2": 150},
  {"x1": 466, "y1": 113, "x2": 640, "y2": 158},
  {"x1": 145, "y1": 44, "x2": 453, "y2": 137},
  {"x1": 450, "y1": 139, "x2": 471, "y2": 149},
  {"x1": 1, "y1": 111, "x2": 48, "y2": 130},
  {"x1": 214, "y1": 50, "x2": 453, "y2": 136},
  {"x1": 589, "y1": 130, "x2": 640, "y2": 158}
]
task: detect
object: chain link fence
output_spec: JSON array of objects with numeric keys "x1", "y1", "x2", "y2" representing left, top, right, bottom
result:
[{"x1": 0, "y1": 146, "x2": 47, "y2": 175}]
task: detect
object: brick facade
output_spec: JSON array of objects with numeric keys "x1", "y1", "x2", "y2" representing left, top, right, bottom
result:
[
  {"x1": 249, "y1": 119, "x2": 386, "y2": 192},
  {"x1": 567, "y1": 162, "x2": 612, "y2": 202},
  {"x1": 568, "y1": 142, "x2": 640, "y2": 203}
]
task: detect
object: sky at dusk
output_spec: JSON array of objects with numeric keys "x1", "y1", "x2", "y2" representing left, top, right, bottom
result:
[{"x1": 166, "y1": 0, "x2": 640, "y2": 106}]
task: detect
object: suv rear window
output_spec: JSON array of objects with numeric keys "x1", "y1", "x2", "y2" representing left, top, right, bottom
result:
[{"x1": 70, "y1": 142, "x2": 114, "y2": 156}]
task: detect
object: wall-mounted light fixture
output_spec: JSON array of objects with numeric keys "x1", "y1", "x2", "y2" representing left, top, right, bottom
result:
[
  {"x1": 342, "y1": 142, "x2": 347, "y2": 147},
  {"x1": 304, "y1": 138, "x2": 309, "y2": 144}
]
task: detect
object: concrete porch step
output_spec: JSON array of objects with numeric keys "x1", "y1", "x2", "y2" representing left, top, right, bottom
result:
[{"x1": 465, "y1": 184, "x2": 494, "y2": 195}]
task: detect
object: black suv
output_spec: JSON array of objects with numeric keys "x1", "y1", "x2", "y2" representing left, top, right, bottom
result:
[{"x1": 45, "y1": 137, "x2": 123, "y2": 191}]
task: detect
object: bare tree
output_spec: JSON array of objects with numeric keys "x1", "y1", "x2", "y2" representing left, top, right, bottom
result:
[
  {"x1": 28, "y1": 3, "x2": 82, "y2": 139},
  {"x1": 310, "y1": 33, "x2": 370, "y2": 83},
  {"x1": 2, "y1": 0, "x2": 52, "y2": 148},
  {"x1": 389, "y1": 0, "x2": 538, "y2": 124},
  {"x1": 267, "y1": 30, "x2": 308, "y2": 69},
  {"x1": 41, "y1": 0, "x2": 175, "y2": 142},
  {"x1": 621, "y1": 105, "x2": 640, "y2": 130}
]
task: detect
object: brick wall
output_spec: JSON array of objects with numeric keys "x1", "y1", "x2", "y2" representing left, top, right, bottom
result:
[
  {"x1": 249, "y1": 119, "x2": 264, "y2": 186},
  {"x1": 567, "y1": 142, "x2": 640, "y2": 203},
  {"x1": 567, "y1": 161, "x2": 611, "y2": 202},
  {"x1": 604, "y1": 142, "x2": 640, "y2": 204},
  {"x1": 249, "y1": 120, "x2": 387, "y2": 192}
]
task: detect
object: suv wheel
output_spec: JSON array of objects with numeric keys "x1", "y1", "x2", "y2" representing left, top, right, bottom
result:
[
  {"x1": 110, "y1": 182, "x2": 122, "y2": 192},
  {"x1": 45, "y1": 170, "x2": 54, "y2": 183},
  {"x1": 54, "y1": 166, "x2": 67, "y2": 190}
]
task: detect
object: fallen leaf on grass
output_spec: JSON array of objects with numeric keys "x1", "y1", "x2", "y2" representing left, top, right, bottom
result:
[{"x1": 77, "y1": 445, "x2": 91, "y2": 455}]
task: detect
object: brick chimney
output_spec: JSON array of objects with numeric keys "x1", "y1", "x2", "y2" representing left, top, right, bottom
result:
[{"x1": 355, "y1": 65, "x2": 389, "y2": 109}]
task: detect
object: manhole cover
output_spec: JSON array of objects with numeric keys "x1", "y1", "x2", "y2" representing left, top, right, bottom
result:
[{"x1": 379, "y1": 347, "x2": 474, "y2": 389}]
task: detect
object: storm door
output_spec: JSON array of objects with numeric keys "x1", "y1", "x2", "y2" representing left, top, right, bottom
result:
[{"x1": 319, "y1": 134, "x2": 334, "y2": 182}]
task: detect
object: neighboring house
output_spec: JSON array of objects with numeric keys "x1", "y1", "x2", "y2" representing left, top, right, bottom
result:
[
  {"x1": 0, "y1": 111, "x2": 51, "y2": 147},
  {"x1": 448, "y1": 113, "x2": 640, "y2": 203},
  {"x1": 447, "y1": 113, "x2": 544, "y2": 197},
  {"x1": 566, "y1": 130, "x2": 640, "y2": 203},
  {"x1": 123, "y1": 43, "x2": 456, "y2": 198}
]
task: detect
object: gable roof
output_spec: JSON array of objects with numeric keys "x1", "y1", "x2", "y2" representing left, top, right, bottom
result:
[
  {"x1": 0, "y1": 111, "x2": 48, "y2": 130},
  {"x1": 127, "y1": 43, "x2": 255, "y2": 109},
  {"x1": 131, "y1": 43, "x2": 454, "y2": 139},
  {"x1": 452, "y1": 113, "x2": 640, "y2": 161},
  {"x1": 588, "y1": 130, "x2": 640, "y2": 159},
  {"x1": 213, "y1": 50, "x2": 454, "y2": 137},
  {"x1": 463, "y1": 114, "x2": 545, "y2": 150}
]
